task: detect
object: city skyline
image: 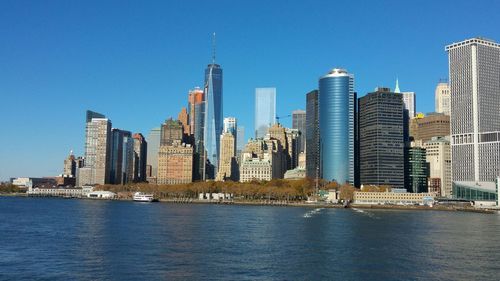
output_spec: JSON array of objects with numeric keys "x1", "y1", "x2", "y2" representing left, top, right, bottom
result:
[{"x1": 1, "y1": 1, "x2": 500, "y2": 180}]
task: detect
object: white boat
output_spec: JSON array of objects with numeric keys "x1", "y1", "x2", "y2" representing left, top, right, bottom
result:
[{"x1": 133, "y1": 192, "x2": 155, "y2": 202}]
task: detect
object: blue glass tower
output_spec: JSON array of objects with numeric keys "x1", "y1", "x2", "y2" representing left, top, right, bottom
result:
[
  {"x1": 203, "y1": 35, "x2": 223, "y2": 179},
  {"x1": 319, "y1": 68, "x2": 355, "y2": 184}
]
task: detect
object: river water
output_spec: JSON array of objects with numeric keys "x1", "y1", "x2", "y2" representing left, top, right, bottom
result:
[{"x1": 0, "y1": 197, "x2": 499, "y2": 280}]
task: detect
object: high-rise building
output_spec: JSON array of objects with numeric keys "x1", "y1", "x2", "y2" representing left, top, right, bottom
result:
[
  {"x1": 285, "y1": 128, "x2": 300, "y2": 170},
  {"x1": 292, "y1": 110, "x2": 306, "y2": 153},
  {"x1": 204, "y1": 35, "x2": 223, "y2": 178},
  {"x1": 446, "y1": 37, "x2": 500, "y2": 183},
  {"x1": 255, "y1": 87, "x2": 276, "y2": 139},
  {"x1": 359, "y1": 88, "x2": 405, "y2": 188},
  {"x1": 157, "y1": 141, "x2": 193, "y2": 185},
  {"x1": 110, "y1": 129, "x2": 134, "y2": 185},
  {"x1": 146, "y1": 127, "x2": 161, "y2": 181},
  {"x1": 409, "y1": 113, "x2": 450, "y2": 144},
  {"x1": 83, "y1": 110, "x2": 112, "y2": 185},
  {"x1": 424, "y1": 136, "x2": 452, "y2": 197},
  {"x1": 132, "y1": 133, "x2": 147, "y2": 182},
  {"x1": 405, "y1": 145, "x2": 429, "y2": 193},
  {"x1": 239, "y1": 138, "x2": 286, "y2": 182},
  {"x1": 319, "y1": 69, "x2": 355, "y2": 184},
  {"x1": 236, "y1": 126, "x2": 245, "y2": 153},
  {"x1": 63, "y1": 151, "x2": 76, "y2": 177},
  {"x1": 223, "y1": 117, "x2": 237, "y2": 153},
  {"x1": 157, "y1": 119, "x2": 193, "y2": 185},
  {"x1": 435, "y1": 81, "x2": 451, "y2": 116},
  {"x1": 216, "y1": 132, "x2": 238, "y2": 181},
  {"x1": 306, "y1": 90, "x2": 319, "y2": 180},
  {"x1": 395, "y1": 79, "x2": 416, "y2": 119},
  {"x1": 178, "y1": 107, "x2": 190, "y2": 136},
  {"x1": 188, "y1": 87, "x2": 206, "y2": 181}
]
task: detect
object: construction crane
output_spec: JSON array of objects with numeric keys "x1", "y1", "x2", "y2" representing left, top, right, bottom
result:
[{"x1": 275, "y1": 114, "x2": 291, "y2": 125}]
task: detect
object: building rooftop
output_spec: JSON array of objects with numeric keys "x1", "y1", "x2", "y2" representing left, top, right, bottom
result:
[{"x1": 445, "y1": 37, "x2": 500, "y2": 51}]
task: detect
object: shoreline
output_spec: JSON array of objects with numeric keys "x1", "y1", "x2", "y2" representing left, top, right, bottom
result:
[{"x1": 2, "y1": 193, "x2": 497, "y2": 214}]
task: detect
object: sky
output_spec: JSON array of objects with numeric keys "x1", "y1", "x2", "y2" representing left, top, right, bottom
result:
[{"x1": 1, "y1": 0, "x2": 499, "y2": 181}]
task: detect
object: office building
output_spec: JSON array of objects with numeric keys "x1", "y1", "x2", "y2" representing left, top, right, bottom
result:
[
  {"x1": 319, "y1": 69, "x2": 355, "y2": 184},
  {"x1": 157, "y1": 119, "x2": 193, "y2": 185},
  {"x1": 405, "y1": 145, "x2": 429, "y2": 193},
  {"x1": 223, "y1": 117, "x2": 237, "y2": 153},
  {"x1": 435, "y1": 81, "x2": 451, "y2": 116},
  {"x1": 359, "y1": 88, "x2": 405, "y2": 188},
  {"x1": 255, "y1": 87, "x2": 276, "y2": 138},
  {"x1": 178, "y1": 107, "x2": 190, "y2": 136},
  {"x1": 446, "y1": 37, "x2": 500, "y2": 182},
  {"x1": 110, "y1": 129, "x2": 134, "y2": 185},
  {"x1": 216, "y1": 132, "x2": 238, "y2": 181},
  {"x1": 236, "y1": 126, "x2": 245, "y2": 156},
  {"x1": 306, "y1": 90, "x2": 319, "y2": 179},
  {"x1": 239, "y1": 138, "x2": 286, "y2": 182},
  {"x1": 292, "y1": 110, "x2": 306, "y2": 153},
  {"x1": 83, "y1": 110, "x2": 112, "y2": 185},
  {"x1": 285, "y1": 128, "x2": 300, "y2": 170},
  {"x1": 63, "y1": 152, "x2": 76, "y2": 177},
  {"x1": 204, "y1": 38, "x2": 223, "y2": 178},
  {"x1": 132, "y1": 133, "x2": 147, "y2": 182},
  {"x1": 423, "y1": 136, "x2": 452, "y2": 197},
  {"x1": 146, "y1": 127, "x2": 161, "y2": 181},
  {"x1": 188, "y1": 87, "x2": 206, "y2": 181},
  {"x1": 157, "y1": 141, "x2": 193, "y2": 185},
  {"x1": 410, "y1": 113, "x2": 450, "y2": 143}
]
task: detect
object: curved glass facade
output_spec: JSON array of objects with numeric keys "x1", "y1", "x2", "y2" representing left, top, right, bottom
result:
[
  {"x1": 204, "y1": 64, "x2": 223, "y2": 179},
  {"x1": 319, "y1": 69, "x2": 354, "y2": 184}
]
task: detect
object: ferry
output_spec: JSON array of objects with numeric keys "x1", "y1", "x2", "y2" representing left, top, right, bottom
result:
[{"x1": 133, "y1": 192, "x2": 155, "y2": 202}]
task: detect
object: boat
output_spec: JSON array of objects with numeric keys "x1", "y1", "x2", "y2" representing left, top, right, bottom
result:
[{"x1": 133, "y1": 192, "x2": 155, "y2": 202}]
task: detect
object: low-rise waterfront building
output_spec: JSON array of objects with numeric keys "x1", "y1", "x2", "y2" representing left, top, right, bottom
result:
[{"x1": 353, "y1": 191, "x2": 436, "y2": 205}]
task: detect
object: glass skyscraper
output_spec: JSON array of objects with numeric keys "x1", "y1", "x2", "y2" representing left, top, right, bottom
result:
[
  {"x1": 204, "y1": 63, "x2": 223, "y2": 179},
  {"x1": 254, "y1": 88, "x2": 276, "y2": 138},
  {"x1": 319, "y1": 69, "x2": 355, "y2": 184},
  {"x1": 306, "y1": 90, "x2": 319, "y2": 180}
]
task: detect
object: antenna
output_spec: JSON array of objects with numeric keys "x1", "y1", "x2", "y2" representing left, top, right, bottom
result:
[{"x1": 212, "y1": 32, "x2": 216, "y2": 64}]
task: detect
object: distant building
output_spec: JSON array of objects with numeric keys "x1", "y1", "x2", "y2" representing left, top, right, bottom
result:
[
  {"x1": 236, "y1": 126, "x2": 245, "y2": 160},
  {"x1": 424, "y1": 137, "x2": 452, "y2": 197},
  {"x1": 204, "y1": 57, "x2": 223, "y2": 179},
  {"x1": 239, "y1": 138, "x2": 286, "y2": 182},
  {"x1": 84, "y1": 110, "x2": 112, "y2": 185},
  {"x1": 292, "y1": 110, "x2": 306, "y2": 153},
  {"x1": 319, "y1": 69, "x2": 355, "y2": 184},
  {"x1": 285, "y1": 128, "x2": 300, "y2": 170},
  {"x1": 178, "y1": 107, "x2": 190, "y2": 136},
  {"x1": 12, "y1": 177, "x2": 58, "y2": 191},
  {"x1": 410, "y1": 113, "x2": 450, "y2": 143},
  {"x1": 446, "y1": 37, "x2": 500, "y2": 183},
  {"x1": 189, "y1": 87, "x2": 206, "y2": 181},
  {"x1": 405, "y1": 145, "x2": 429, "y2": 193},
  {"x1": 216, "y1": 132, "x2": 238, "y2": 181},
  {"x1": 354, "y1": 191, "x2": 435, "y2": 205},
  {"x1": 157, "y1": 141, "x2": 193, "y2": 185},
  {"x1": 359, "y1": 88, "x2": 405, "y2": 188},
  {"x1": 435, "y1": 81, "x2": 450, "y2": 116},
  {"x1": 63, "y1": 152, "x2": 76, "y2": 177},
  {"x1": 223, "y1": 117, "x2": 237, "y2": 153},
  {"x1": 306, "y1": 90, "x2": 320, "y2": 180},
  {"x1": 146, "y1": 127, "x2": 161, "y2": 181},
  {"x1": 284, "y1": 167, "x2": 306, "y2": 180},
  {"x1": 132, "y1": 133, "x2": 147, "y2": 182},
  {"x1": 161, "y1": 118, "x2": 185, "y2": 146},
  {"x1": 255, "y1": 87, "x2": 276, "y2": 138},
  {"x1": 298, "y1": 152, "x2": 306, "y2": 169},
  {"x1": 110, "y1": 129, "x2": 134, "y2": 185}
]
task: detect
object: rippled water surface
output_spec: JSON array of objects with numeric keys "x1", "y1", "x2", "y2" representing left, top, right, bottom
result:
[{"x1": 1, "y1": 197, "x2": 499, "y2": 280}]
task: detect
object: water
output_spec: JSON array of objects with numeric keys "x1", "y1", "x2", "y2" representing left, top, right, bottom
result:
[{"x1": 1, "y1": 197, "x2": 499, "y2": 280}]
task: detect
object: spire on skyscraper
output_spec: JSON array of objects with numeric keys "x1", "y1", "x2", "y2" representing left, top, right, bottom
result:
[
  {"x1": 395, "y1": 78, "x2": 401, "y2": 93},
  {"x1": 212, "y1": 32, "x2": 216, "y2": 64}
]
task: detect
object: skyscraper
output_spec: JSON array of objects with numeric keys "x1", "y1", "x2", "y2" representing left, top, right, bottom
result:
[
  {"x1": 405, "y1": 145, "x2": 429, "y2": 193},
  {"x1": 319, "y1": 69, "x2": 355, "y2": 184},
  {"x1": 255, "y1": 87, "x2": 276, "y2": 139},
  {"x1": 359, "y1": 88, "x2": 405, "y2": 188},
  {"x1": 63, "y1": 151, "x2": 76, "y2": 177},
  {"x1": 306, "y1": 90, "x2": 319, "y2": 180},
  {"x1": 424, "y1": 136, "x2": 452, "y2": 196},
  {"x1": 178, "y1": 107, "x2": 190, "y2": 136},
  {"x1": 446, "y1": 37, "x2": 500, "y2": 183},
  {"x1": 435, "y1": 81, "x2": 451, "y2": 116},
  {"x1": 217, "y1": 132, "x2": 237, "y2": 181},
  {"x1": 110, "y1": 129, "x2": 134, "y2": 185},
  {"x1": 292, "y1": 110, "x2": 306, "y2": 153},
  {"x1": 223, "y1": 117, "x2": 237, "y2": 153},
  {"x1": 188, "y1": 87, "x2": 206, "y2": 181},
  {"x1": 132, "y1": 133, "x2": 147, "y2": 182},
  {"x1": 146, "y1": 127, "x2": 161, "y2": 181},
  {"x1": 395, "y1": 79, "x2": 416, "y2": 119},
  {"x1": 83, "y1": 110, "x2": 112, "y2": 185},
  {"x1": 203, "y1": 34, "x2": 223, "y2": 178}
]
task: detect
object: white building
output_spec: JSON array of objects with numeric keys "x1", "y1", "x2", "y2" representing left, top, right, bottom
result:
[
  {"x1": 424, "y1": 137, "x2": 452, "y2": 197},
  {"x1": 446, "y1": 37, "x2": 500, "y2": 183},
  {"x1": 394, "y1": 79, "x2": 415, "y2": 118},
  {"x1": 435, "y1": 81, "x2": 451, "y2": 116},
  {"x1": 354, "y1": 191, "x2": 436, "y2": 205}
]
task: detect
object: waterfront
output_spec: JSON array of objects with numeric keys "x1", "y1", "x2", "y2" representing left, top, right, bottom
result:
[{"x1": 1, "y1": 197, "x2": 499, "y2": 280}]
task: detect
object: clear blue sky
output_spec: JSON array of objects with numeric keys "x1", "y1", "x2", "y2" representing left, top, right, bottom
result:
[{"x1": 1, "y1": 0, "x2": 499, "y2": 181}]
